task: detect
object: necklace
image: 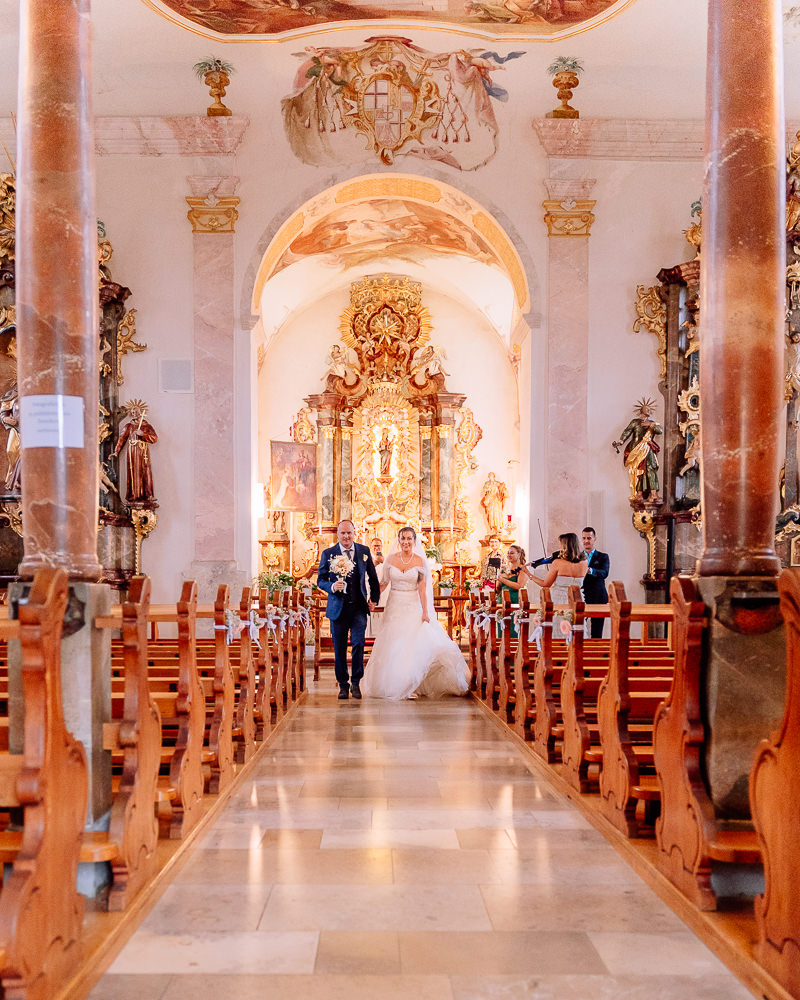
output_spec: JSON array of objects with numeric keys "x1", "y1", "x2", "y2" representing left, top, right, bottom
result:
[{"x1": 399, "y1": 551, "x2": 414, "y2": 567}]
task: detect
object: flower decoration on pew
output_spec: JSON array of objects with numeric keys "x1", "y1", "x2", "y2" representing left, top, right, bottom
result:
[{"x1": 256, "y1": 570, "x2": 295, "y2": 593}]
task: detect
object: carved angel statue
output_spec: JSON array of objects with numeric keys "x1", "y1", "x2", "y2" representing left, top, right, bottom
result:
[
  {"x1": 480, "y1": 472, "x2": 509, "y2": 535},
  {"x1": 0, "y1": 338, "x2": 20, "y2": 493},
  {"x1": 613, "y1": 398, "x2": 663, "y2": 502},
  {"x1": 112, "y1": 399, "x2": 158, "y2": 506},
  {"x1": 323, "y1": 344, "x2": 359, "y2": 383},
  {"x1": 410, "y1": 344, "x2": 449, "y2": 381}
]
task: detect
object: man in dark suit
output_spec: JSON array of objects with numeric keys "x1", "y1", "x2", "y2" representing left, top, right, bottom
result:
[
  {"x1": 317, "y1": 520, "x2": 380, "y2": 700},
  {"x1": 581, "y1": 526, "x2": 610, "y2": 639}
]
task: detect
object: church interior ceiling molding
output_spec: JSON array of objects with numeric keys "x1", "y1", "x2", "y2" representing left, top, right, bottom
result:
[
  {"x1": 142, "y1": 0, "x2": 638, "y2": 42},
  {"x1": 282, "y1": 38, "x2": 523, "y2": 172},
  {"x1": 251, "y1": 173, "x2": 529, "y2": 344}
]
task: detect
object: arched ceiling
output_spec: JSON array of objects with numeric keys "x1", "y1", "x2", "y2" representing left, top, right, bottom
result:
[
  {"x1": 141, "y1": 0, "x2": 638, "y2": 42},
  {"x1": 253, "y1": 174, "x2": 529, "y2": 347}
]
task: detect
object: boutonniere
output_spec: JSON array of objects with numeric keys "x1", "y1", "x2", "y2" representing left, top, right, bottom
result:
[{"x1": 362, "y1": 553, "x2": 368, "y2": 562}]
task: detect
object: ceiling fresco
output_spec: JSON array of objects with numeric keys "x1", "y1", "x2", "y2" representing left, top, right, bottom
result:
[{"x1": 143, "y1": 0, "x2": 637, "y2": 41}]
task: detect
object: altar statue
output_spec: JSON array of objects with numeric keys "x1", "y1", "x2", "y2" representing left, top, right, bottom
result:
[
  {"x1": 324, "y1": 344, "x2": 359, "y2": 383},
  {"x1": 378, "y1": 427, "x2": 395, "y2": 478},
  {"x1": 480, "y1": 472, "x2": 508, "y2": 535},
  {"x1": 0, "y1": 339, "x2": 20, "y2": 493},
  {"x1": 410, "y1": 344, "x2": 449, "y2": 381},
  {"x1": 613, "y1": 398, "x2": 663, "y2": 502},
  {"x1": 113, "y1": 399, "x2": 158, "y2": 506}
]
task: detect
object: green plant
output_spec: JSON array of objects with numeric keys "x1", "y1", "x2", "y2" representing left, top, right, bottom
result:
[
  {"x1": 547, "y1": 56, "x2": 583, "y2": 77},
  {"x1": 193, "y1": 56, "x2": 235, "y2": 78},
  {"x1": 425, "y1": 544, "x2": 443, "y2": 563},
  {"x1": 255, "y1": 569, "x2": 295, "y2": 592},
  {"x1": 439, "y1": 572, "x2": 455, "y2": 588}
]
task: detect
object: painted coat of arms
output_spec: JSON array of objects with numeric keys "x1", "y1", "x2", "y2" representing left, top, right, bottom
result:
[{"x1": 282, "y1": 37, "x2": 523, "y2": 171}]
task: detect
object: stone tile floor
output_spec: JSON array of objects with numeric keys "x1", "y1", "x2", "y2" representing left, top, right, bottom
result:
[{"x1": 89, "y1": 692, "x2": 753, "y2": 1000}]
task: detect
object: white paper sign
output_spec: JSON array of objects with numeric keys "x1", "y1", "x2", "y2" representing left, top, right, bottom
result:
[{"x1": 20, "y1": 394, "x2": 85, "y2": 448}]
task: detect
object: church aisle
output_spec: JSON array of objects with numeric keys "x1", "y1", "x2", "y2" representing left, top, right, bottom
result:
[{"x1": 89, "y1": 693, "x2": 752, "y2": 1000}]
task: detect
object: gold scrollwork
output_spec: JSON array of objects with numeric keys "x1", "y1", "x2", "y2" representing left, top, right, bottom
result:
[
  {"x1": 632, "y1": 510, "x2": 657, "y2": 577},
  {"x1": 290, "y1": 407, "x2": 316, "y2": 444},
  {"x1": 186, "y1": 196, "x2": 240, "y2": 234},
  {"x1": 261, "y1": 542, "x2": 281, "y2": 569},
  {"x1": 130, "y1": 508, "x2": 158, "y2": 575},
  {"x1": 676, "y1": 376, "x2": 701, "y2": 475},
  {"x1": 0, "y1": 305, "x2": 15, "y2": 329},
  {"x1": 454, "y1": 408, "x2": 483, "y2": 537},
  {"x1": 116, "y1": 309, "x2": 147, "y2": 386},
  {"x1": 0, "y1": 501, "x2": 22, "y2": 537},
  {"x1": 633, "y1": 284, "x2": 668, "y2": 380},
  {"x1": 542, "y1": 198, "x2": 596, "y2": 238}
]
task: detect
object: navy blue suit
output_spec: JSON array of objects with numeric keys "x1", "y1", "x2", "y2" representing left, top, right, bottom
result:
[
  {"x1": 317, "y1": 542, "x2": 380, "y2": 690},
  {"x1": 582, "y1": 548, "x2": 610, "y2": 639}
]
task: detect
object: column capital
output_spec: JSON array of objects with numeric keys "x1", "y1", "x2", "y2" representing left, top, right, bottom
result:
[
  {"x1": 186, "y1": 175, "x2": 240, "y2": 233},
  {"x1": 543, "y1": 198, "x2": 596, "y2": 237}
]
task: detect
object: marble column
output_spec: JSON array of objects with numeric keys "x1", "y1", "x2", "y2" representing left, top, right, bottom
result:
[
  {"x1": 339, "y1": 417, "x2": 352, "y2": 524},
  {"x1": 420, "y1": 419, "x2": 432, "y2": 525},
  {"x1": 696, "y1": 0, "x2": 787, "y2": 817},
  {"x1": 16, "y1": 0, "x2": 102, "y2": 580},
  {"x1": 186, "y1": 176, "x2": 241, "y2": 596},
  {"x1": 698, "y1": 1, "x2": 785, "y2": 578},
  {"x1": 542, "y1": 179, "x2": 596, "y2": 544}
]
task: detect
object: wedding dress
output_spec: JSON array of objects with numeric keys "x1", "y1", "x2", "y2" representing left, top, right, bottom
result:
[{"x1": 362, "y1": 562, "x2": 470, "y2": 700}]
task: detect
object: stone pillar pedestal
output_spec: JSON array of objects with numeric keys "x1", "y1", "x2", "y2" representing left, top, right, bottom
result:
[
  {"x1": 8, "y1": 581, "x2": 112, "y2": 897},
  {"x1": 696, "y1": 577, "x2": 785, "y2": 814},
  {"x1": 542, "y1": 179, "x2": 596, "y2": 542}
]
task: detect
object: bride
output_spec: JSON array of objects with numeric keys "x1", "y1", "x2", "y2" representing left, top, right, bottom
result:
[{"x1": 362, "y1": 526, "x2": 470, "y2": 700}]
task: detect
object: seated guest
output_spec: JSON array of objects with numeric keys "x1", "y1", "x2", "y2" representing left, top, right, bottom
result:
[
  {"x1": 496, "y1": 544, "x2": 533, "y2": 637},
  {"x1": 480, "y1": 536, "x2": 508, "y2": 588}
]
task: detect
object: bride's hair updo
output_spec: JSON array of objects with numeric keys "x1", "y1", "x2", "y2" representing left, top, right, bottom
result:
[{"x1": 398, "y1": 526, "x2": 417, "y2": 541}]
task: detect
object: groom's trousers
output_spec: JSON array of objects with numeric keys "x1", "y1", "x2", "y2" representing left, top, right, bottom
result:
[{"x1": 331, "y1": 603, "x2": 368, "y2": 689}]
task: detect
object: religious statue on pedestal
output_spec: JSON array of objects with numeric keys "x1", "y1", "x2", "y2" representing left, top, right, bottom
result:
[
  {"x1": 613, "y1": 397, "x2": 663, "y2": 503},
  {"x1": 377, "y1": 427, "x2": 395, "y2": 479},
  {"x1": 113, "y1": 399, "x2": 158, "y2": 508},
  {"x1": 480, "y1": 472, "x2": 508, "y2": 535},
  {"x1": 0, "y1": 338, "x2": 20, "y2": 494}
]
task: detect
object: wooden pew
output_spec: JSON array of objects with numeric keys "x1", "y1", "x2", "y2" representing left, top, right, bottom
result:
[
  {"x1": 654, "y1": 576, "x2": 761, "y2": 909},
  {"x1": 466, "y1": 594, "x2": 480, "y2": 692},
  {"x1": 483, "y1": 592, "x2": 500, "y2": 711},
  {"x1": 165, "y1": 581, "x2": 206, "y2": 839},
  {"x1": 513, "y1": 597, "x2": 539, "y2": 742},
  {"x1": 532, "y1": 590, "x2": 568, "y2": 763},
  {"x1": 750, "y1": 567, "x2": 800, "y2": 996},
  {"x1": 560, "y1": 586, "x2": 593, "y2": 792},
  {"x1": 253, "y1": 588, "x2": 271, "y2": 739},
  {"x1": 101, "y1": 576, "x2": 161, "y2": 910},
  {"x1": 597, "y1": 582, "x2": 674, "y2": 837},
  {"x1": 233, "y1": 588, "x2": 256, "y2": 764},
  {"x1": 207, "y1": 585, "x2": 235, "y2": 794},
  {"x1": 498, "y1": 590, "x2": 524, "y2": 725},
  {"x1": 0, "y1": 568, "x2": 87, "y2": 999}
]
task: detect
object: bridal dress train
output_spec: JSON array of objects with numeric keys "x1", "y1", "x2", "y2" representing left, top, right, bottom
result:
[{"x1": 362, "y1": 564, "x2": 470, "y2": 700}]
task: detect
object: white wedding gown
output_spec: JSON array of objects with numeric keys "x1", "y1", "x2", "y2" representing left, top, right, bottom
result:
[{"x1": 362, "y1": 564, "x2": 470, "y2": 700}]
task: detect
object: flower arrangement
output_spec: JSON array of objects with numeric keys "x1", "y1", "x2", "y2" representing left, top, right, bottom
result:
[
  {"x1": 256, "y1": 570, "x2": 295, "y2": 593},
  {"x1": 438, "y1": 572, "x2": 455, "y2": 595},
  {"x1": 329, "y1": 552, "x2": 355, "y2": 590}
]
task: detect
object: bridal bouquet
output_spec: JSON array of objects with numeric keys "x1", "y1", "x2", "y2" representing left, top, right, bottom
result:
[{"x1": 329, "y1": 552, "x2": 355, "y2": 592}]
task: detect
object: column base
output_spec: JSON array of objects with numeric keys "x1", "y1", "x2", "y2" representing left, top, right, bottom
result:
[{"x1": 695, "y1": 575, "x2": 785, "y2": 817}]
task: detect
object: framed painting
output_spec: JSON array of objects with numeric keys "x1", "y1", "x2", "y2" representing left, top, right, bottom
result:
[{"x1": 270, "y1": 440, "x2": 317, "y2": 512}]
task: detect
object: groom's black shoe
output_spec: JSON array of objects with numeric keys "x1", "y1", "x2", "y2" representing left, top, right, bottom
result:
[
  {"x1": 351, "y1": 683, "x2": 362, "y2": 700},
  {"x1": 338, "y1": 686, "x2": 349, "y2": 700}
]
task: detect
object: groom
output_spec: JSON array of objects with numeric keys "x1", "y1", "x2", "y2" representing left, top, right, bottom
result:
[{"x1": 318, "y1": 520, "x2": 380, "y2": 700}]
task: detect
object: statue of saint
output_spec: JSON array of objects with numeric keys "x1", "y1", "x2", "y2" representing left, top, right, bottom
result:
[
  {"x1": 480, "y1": 472, "x2": 508, "y2": 535},
  {"x1": 113, "y1": 399, "x2": 158, "y2": 506},
  {"x1": 613, "y1": 398, "x2": 663, "y2": 501},
  {"x1": 0, "y1": 338, "x2": 20, "y2": 493},
  {"x1": 377, "y1": 427, "x2": 394, "y2": 478}
]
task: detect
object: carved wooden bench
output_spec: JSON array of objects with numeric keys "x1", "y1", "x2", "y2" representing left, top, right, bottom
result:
[
  {"x1": 597, "y1": 582, "x2": 674, "y2": 837},
  {"x1": 0, "y1": 568, "x2": 88, "y2": 998},
  {"x1": 654, "y1": 576, "x2": 761, "y2": 909},
  {"x1": 750, "y1": 567, "x2": 800, "y2": 996}
]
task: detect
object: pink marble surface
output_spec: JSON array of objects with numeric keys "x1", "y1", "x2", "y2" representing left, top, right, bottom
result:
[
  {"x1": 187, "y1": 175, "x2": 240, "y2": 200},
  {"x1": 16, "y1": 0, "x2": 102, "y2": 579},
  {"x1": 0, "y1": 115, "x2": 249, "y2": 157},
  {"x1": 193, "y1": 232, "x2": 236, "y2": 562},
  {"x1": 533, "y1": 118, "x2": 800, "y2": 162},
  {"x1": 545, "y1": 237, "x2": 590, "y2": 541}
]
